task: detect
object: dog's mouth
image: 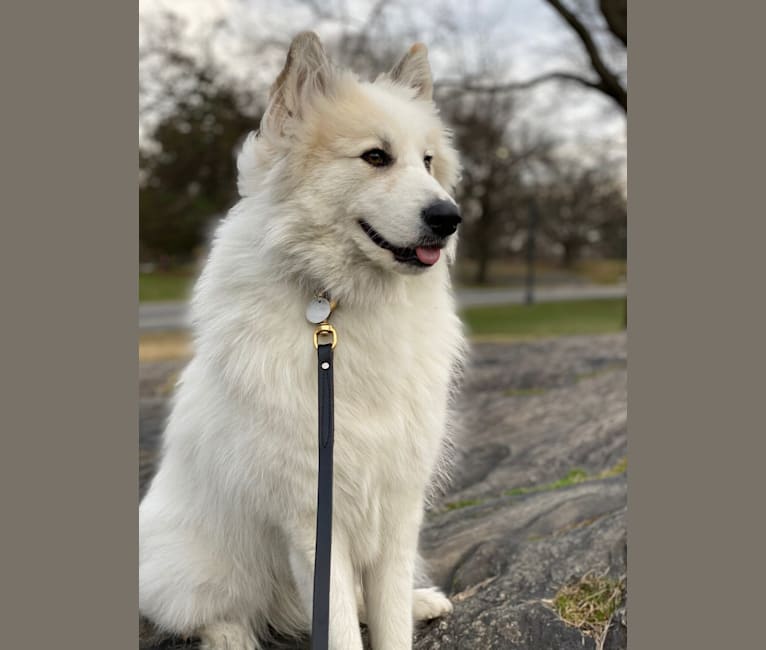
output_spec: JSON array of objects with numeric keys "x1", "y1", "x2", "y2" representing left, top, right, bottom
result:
[{"x1": 358, "y1": 220, "x2": 444, "y2": 267}]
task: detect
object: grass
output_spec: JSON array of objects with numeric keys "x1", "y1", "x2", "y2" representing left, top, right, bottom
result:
[
  {"x1": 504, "y1": 458, "x2": 627, "y2": 498},
  {"x1": 139, "y1": 284, "x2": 624, "y2": 360},
  {"x1": 460, "y1": 298, "x2": 625, "y2": 339},
  {"x1": 547, "y1": 571, "x2": 625, "y2": 649},
  {"x1": 138, "y1": 302, "x2": 625, "y2": 360},
  {"x1": 139, "y1": 272, "x2": 194, "y2": 302},
  {"x1": 574, "y1": 259, "x2": 626, "y2": 285},
  {"x1": 443, "y1": 498, "x2": 485, "y2": 512},
  {"x1": 139, "y1": 294, "x2": 625, "y2": 364},
  {"x1": 598, "y1": 457, "x2": 627, "y2": 478},
  {"x1": 505, "y1": 469, "x2": 589, "y2": 497},
  {"x1": 436, "y1": 458, "x2": 627, "y2": 520},
  {"x1": 140, "y1": 256, "x2": 625, "y2": 302},
  {"x1": 504, "y1": 387, "x2": 548, "y2": 397},
  {"x1": 454, "y1": 258, "x2": 626, "y2": 288},
  {"x1": 139, "y1": 331, "x2": 192, "y2": 362}
]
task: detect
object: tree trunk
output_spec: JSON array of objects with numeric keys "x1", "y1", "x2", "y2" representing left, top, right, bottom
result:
[
  {"x1": 475, "y1": 247, "x2": 490, "y2": 284},
  {"x1": 473, "y1": 197, "x2": 495, "y2": 285},
  {"x1": 561, "y1": 240, "x2": 580, "y2": 269}
]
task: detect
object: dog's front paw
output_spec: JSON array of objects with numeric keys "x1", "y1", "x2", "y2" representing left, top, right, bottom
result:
[
  {"x1": 413, "y1": 586, "x2": 453, "y2": 621},
  {"x1": 198, "y1": 621, "x2": 257, "y2": 650}
]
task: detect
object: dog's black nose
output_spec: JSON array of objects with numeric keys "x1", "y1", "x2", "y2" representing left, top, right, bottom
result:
[{"x1": 422, "y1": 200, "x2": 462, "y2": 238}]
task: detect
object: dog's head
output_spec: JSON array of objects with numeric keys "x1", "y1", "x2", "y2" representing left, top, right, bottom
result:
[{"x1": 238, "y1": 32, "x2": 461, "y2": 290}]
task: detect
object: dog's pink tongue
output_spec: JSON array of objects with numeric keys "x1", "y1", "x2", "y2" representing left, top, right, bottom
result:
[{"x1": 415, "y1": 246, "x2": 441, "y2": 265}]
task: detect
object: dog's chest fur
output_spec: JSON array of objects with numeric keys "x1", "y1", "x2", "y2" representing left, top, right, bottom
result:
[{"x1": 176, "y1": 223, "x2": 464, "y2": 565}]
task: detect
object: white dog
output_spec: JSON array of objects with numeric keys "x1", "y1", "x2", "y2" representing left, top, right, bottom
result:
[{"x1": 139, "y1": 32, "x2": 466, "y2": 650}]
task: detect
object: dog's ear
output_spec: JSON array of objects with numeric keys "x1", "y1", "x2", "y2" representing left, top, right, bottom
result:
[
  {"x1": 388, "y1": 43, "x2": 433, "y2": 101},
  {"x1": 263, "y1": 31, "x2": 333, "y2": 135}
]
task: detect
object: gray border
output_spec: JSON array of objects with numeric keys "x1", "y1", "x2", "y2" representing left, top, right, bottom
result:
[
  {"x1": 629, "y1": 2, "x2": 765, "y2": 648},
  {"x1": 1, "y1": 1, "x2": 137, "y2": 648},
  {"x1": 3, "y1": 1, "x2": 765, "y2": 649}
]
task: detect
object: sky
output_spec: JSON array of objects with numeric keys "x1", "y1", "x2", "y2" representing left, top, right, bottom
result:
[{"x1": 139, "y1": 0, "x2": 626, "y2": 174}]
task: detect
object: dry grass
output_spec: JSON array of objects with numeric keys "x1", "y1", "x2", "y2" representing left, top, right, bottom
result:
[
  {"x1": 139, "y1": 331, "x2": 192, "y2": 362},
  {"x1": 598, "y1": 456, "x2": 627, "y2": 479},
  {"x1": 574, "y1": 259, "x2": 627, "y2": 285},
  {"x1": 454, "y1": 258, "x2": 626, "y2": 287},
  {"x1": 546, "y1": 570, "x2": 625, "y2": 649}
]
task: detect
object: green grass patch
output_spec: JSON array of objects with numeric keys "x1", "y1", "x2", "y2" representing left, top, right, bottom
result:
[
  {"x1": 548, "y1": 571, "x2": 625, "y2": 646},
  {"x1": 436, "y1": 459, "x2": 627, "y2": 523},
  {"x1": 460, "y1": 299, "x2": 624, "y2": 339},
  {"x1": 139, "y1": 272, "x2": 194, "y2": 302},
  {"x1": 443, "y1": 498, "x2": 485, "y2": 512},
  {"x1": 505, "y1": 468, "x2": 589, "y2": 497},
  {"x1": 505, "y1": 458, "x2": 627, "y2": 499},
  {"x1": 504, "y1": 387, "x2": 548, "y2": 397}
]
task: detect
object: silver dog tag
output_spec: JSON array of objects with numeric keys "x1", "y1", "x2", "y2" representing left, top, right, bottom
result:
[{"x1": 306, "y1": 296, "x2": 332, "y2": 324}]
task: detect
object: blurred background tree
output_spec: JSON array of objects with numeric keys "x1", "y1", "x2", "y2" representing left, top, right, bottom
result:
[
  {"x1": 534, "y1": 155, "x2": 627, "y2": 268},
  {"x1": 450, "y1": 94, "x2": 555, "y2": 284},
  {"x1": 139, "y1": 14, "x2": 265, "y2": 265}
]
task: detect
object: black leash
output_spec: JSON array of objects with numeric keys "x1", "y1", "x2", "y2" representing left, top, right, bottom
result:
[{"x1": 308, "y1": 299, "x2": 338, "y2": 650}]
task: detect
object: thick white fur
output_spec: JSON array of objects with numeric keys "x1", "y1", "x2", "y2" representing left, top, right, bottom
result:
[{"x1": 139, "y1": 33, "x2": 466, "y2": 650}]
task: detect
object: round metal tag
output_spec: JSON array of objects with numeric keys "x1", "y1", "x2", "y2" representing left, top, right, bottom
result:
[{"x1": 306, "y1": 296, "x2": 332, "y2": 324}]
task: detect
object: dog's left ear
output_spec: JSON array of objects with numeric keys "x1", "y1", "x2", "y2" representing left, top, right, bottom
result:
[
  {"x1": 388, "y1": 43, "x2": 433, "y2": 101},
  {"x1": 262, "y1": 31, "x2": 334, "y2": 136}
]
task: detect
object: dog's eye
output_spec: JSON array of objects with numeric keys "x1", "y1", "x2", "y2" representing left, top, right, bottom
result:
[
  {"x1": 361, "y1": 149, "x2": 392, "y2": 167},
  {"x1": 424, "y1": 155, "x2": 433, "y2": 172}
]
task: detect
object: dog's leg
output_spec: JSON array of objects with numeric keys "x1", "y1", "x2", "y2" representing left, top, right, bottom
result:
[
  {"x1": 289, "y1": 534, "x2": 363, "y2": 650},
  {"x1": 357, "y1": 585, "x2": 452, "y2": 624},
  {"x1": 198, "y1": 620, "x2": 259, "y2": 650},
  {"x1": 363, "y1": 507, "x2": 421, "y2": 650},
  {"x1": 412, "y1": 587, "x2": 453, "y2": 621},
  {"x1": 411, "y1": 553, "x2": 453, "y2": 622},
  {"x1": 329, "y1": 582, "x2": 446, "y2": 630}
]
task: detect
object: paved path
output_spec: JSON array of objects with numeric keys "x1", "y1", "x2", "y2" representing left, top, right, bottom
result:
[{"x1": 139, "y1": 284, "x2": 626, "y2": 331}]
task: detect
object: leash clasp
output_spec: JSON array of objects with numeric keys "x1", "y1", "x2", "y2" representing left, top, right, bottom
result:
[{"x1": 313, "y1": 323, "x2": 337, "y2": 350}]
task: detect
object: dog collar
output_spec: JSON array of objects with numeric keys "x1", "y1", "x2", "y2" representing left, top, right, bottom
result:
[
  {"x1": 305, "y1": 293, "x2": 336, "y2": 324},
  {"x1": 307, "y1": 292, "x2": 338, "y2": 350}
]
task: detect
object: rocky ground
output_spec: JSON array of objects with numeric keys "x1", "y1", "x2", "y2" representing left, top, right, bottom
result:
[{"x1": 139, "y1": 333, "x2": 627, "y2": 649}]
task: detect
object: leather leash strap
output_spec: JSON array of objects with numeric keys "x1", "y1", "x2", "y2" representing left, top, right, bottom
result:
[{"x1": 310, "y1": 341, "x2": 334, "y2": 650}]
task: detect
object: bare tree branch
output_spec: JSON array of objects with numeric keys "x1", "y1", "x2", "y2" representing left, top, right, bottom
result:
[
  {"x1": 435, "y1": 70, "x2": 605, "y2": 95},
  {"x1": 345, "y1": 0, "x2": 390, "y2": 60},
  {"x1": 599, "y1": 0, "x2": 627, "y2": 46},
  {"x1": 543, "y1": 0, "x2": 626, "y2": 111}
]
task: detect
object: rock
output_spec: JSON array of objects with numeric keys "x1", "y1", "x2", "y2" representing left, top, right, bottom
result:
[{"x1": 139, "y1": 333, "x2": 627, "y2": 649}]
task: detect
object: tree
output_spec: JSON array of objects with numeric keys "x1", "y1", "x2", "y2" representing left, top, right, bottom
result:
[
  {"x1": 435, "y1": 0, "x2": 627, "y2": 114},
  {"x1": 449, "y1": 94, "x2": 552, "y2": 284},
  {"x1": 139, "y1": 16, "x2": 264, "y2": 263},
  {"x1": 540, "y1": 0, "x2": 626, "y2": 112},
  {"x1": 534, "y1": 156, "x2": 626, "y2": 268}
]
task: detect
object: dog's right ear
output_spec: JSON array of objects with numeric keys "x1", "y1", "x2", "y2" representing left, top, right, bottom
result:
[{"x1": 262, "y1": 32, "x2": 334, "y2": 137}]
